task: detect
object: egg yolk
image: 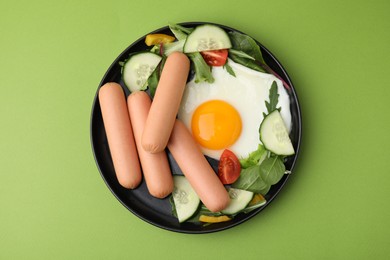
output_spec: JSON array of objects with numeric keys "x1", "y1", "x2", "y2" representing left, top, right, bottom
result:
[{"x1": 191, "y1": 100, "x2": 242, "y2": 150}]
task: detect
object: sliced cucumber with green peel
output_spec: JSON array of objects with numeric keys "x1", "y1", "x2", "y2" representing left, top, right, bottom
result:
[
  {"x1": 221, "y1": 188, "x2": 254, "y2": 215},
  {"x1": 172, "y1": 176, "x2": 200, "y2": 223},
  {"x1": 122, "y1": 52, "x2": 162, "y2": 92},
  {"x1": 183, "y1": 24, "x2": 232, "y2": 53},
  {"x1": 260, "y1": 110, "x2": 295, "y2": 156}
]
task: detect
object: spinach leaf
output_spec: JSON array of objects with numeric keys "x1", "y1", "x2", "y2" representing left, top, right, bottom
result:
[
  {"x1": 228, "y1": 51, "x2": 266, "y2": 73},
  {"x1": 228, "y1": 49, "x2": 255, "y2": 60},
  {"x1": 228, "y1": 31, "x2": 266, "y2": 72},
  {"x1": 232, "y1": 165, "x2": 268, "y2": 193},
  {"x1": 228, "y1": 31, "x2": 266, "y2": 63},
  {"x1": 258, "y1": 185, "x2": 271, "y2": 196},
  {"x1": 187, "y1": 52, "x2": 214, "y2": 83},
  {"x1": 260, "y1": 156, "x2": 286, "y2": 185},
  {"x1": 228, "y1": 31, "x2": 292, "y2": 90},
  {"x1": 239, "y1": 144, "x2": 268, "y2": 169}
]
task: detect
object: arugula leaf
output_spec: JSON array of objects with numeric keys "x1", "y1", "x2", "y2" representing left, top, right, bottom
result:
[
  {"x1": 232, "y1": 165, "x2": 268, "y2": 193},
  {"x1": 187, "y1": 52, "x2": 214, "y2": 83},
  {"x1": 265, "y1": 81, "x2": 280, "y2": 114},
  {"x1": 223, "y1": 62, "x2": 236, "y2": 77},
  {"x1": 259, "y1": 156, "x2": 286, "y2": 185},
  {"x1": 239, "y1": 144, "x2": 268, "y2": 169}
]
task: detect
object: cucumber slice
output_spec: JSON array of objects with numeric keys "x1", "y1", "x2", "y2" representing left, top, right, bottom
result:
[
  {"x1": 221, "y1": 188, "x2": 254, "y2": 215},
  {"x1": 122, "y1": 52, "x2": 162, "y2": 92},
  {"x1": 183, "y1": 24, "x2": 232, "y2": 53},
  {"x1": 172, "y1": 176, "x2": 200, "y2": 223},
  {"x1": 260, "y1": 110, "x2": 295, "y2": 156}
]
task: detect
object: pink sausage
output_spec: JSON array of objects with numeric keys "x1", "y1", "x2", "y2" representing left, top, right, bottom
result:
[
  {"x1": 127, "y1": 91, "x2": 173, "y2": 198},
  {"x1": 98, "y1": 82, "x2": 142, "y2": 189},
  {"x1": 142, "y1": 52, "x2": 190, "y2": 153},
  {"x1": 167, "y1": 120, "x2": 230, "y2": 212}
]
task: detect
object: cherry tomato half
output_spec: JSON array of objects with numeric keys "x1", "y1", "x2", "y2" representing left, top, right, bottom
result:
[
  {"x1": 200, "y1": 49, "x2": 228, "y2": 66},
  {"x1": 218, "y1": 149, "x2": 241, "y2": 184}
]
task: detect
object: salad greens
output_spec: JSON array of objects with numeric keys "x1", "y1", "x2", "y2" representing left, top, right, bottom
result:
[
  {"x1": 260, "y1": 156, "x2": 286, "y2": 185},
  {"x1": 265, "y1": 81, "x2": 280, "y2": 115},
  {"x1": 223, "y1": 62, "x2": 236, "y2": 77},
  {"x1": 162, "y1": 23, "x2": 291, "y2": 88},
  {"x1": 228, "y1": 30, "x2": 291, "y2": 89},
  {"x1": 147, "y1": 56, "x2": 166, "y2": 97},
  {"x1": 168, "y1": 23, "x2": 194, "y2": 39},
  {"x1": 233, "y1": 79, "x2": 287, "y2": 196},
  {"x1": 228, "y1": 31, "x2": 267, "y2": 73},
  {"x1": 187, "y1": 52, "x2": 214, "y2": 83},
  {"x1": 232, "y1": 165, "x2": 269, "y2": 193},
  {"x1": 239, "y1": 144, "x2": 267, "y2": 169}
]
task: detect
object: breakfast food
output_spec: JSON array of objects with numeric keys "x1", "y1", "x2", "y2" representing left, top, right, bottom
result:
[
  {"x1": 127, "y1": 91, "x2": 173, "y2": 198},
  {"x1": 97, "y1": 23, "x2": 297, "y2": 225},
  {"x1": 141, "y1": 51, "x2": 190, "y2": 153},
  {"x1": 178, "y1": 58, "x2": 291, "y2": 160},
  {"x1": 167, "y1": 120, "x2": 230, "y2": 212},
  {"x1": 98, "y1": 82, "x2": 142, "y2": 189}
]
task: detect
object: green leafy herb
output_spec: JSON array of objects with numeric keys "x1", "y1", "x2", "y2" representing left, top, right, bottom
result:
[
  {"x1": 163, "y1": 40, "x2": 185, "y2": 56},
  {"x1": 147, "y1": 56, "x2": 166, "y2": 97},
  {"x1": 149, "y1": 44, "x2": 160, "y2": 54},
  {"x1": 147, "y1": 69, "x2": 159, "y2": 97},
  {"x1": 264, "y1": 81, "x2": 280, "y2": 115},
  {"x1": 187, "y1": 52, "x2": 214, "y2": 83},
  {"x1": 228, "y1": 31, "x2": 266, "y2": 63},
  {"x1": 228, "y1": 52, "x2": 266, "y2": 73},
  {"x1": 260, "y1": 156, "x2": 286, "y2": 185},
  {"x1": 169, "y1": 23, "x2": 194, "y2": 39},
  {"x1": 258, "y1": 185, "x2": 271, "y2": 196},
  {"x1": 227, "y1": 31, "x2": 291, "y2": 90},
  {"x1": 228, "y1": 49, "x2": 255, "y2": 60},
  {"x1": 232, "y1": 165, "x2": 268, "y2": 193},
  {"x1": 239, "y1": 144, "x2": 268, "y2": 169},
  {"x1": 223, "y1": 62, "x2": 236, "y2": 77}
]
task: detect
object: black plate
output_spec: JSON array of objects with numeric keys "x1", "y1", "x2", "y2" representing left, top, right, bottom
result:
[{"x1": 90, "y1": 22, "x2": 302, "y2": 234}]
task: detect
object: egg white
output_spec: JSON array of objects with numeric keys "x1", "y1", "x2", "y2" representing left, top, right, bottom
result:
[{"x1": 178, "y1": 59, "x2": 291, "y2": 160}]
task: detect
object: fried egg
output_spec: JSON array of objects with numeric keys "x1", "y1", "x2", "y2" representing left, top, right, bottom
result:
[{"x1": 178, "y1": 59, "x2": 291, "y2": 160}]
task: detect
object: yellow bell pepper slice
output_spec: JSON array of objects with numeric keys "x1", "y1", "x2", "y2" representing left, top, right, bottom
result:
[
  {"x1": 145, "y1": 34, "x2": 175, "y2": 46},
  {"x1": 248, "y1": 194, "x2": 266, "y2": 206},
  {"x1": 199, "y1": 215, "x2": 231, "y2": 223}
]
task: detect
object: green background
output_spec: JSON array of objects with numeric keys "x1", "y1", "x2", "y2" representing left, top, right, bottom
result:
[{"x1": 1, "y1": 0, "x2": 389, "y2": 259}]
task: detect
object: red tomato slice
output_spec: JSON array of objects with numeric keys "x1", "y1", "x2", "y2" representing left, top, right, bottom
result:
[
  {"x1": 218, "y1": 149, "x2": 241, "y2": 184},
  {"x1": 200, "y1": 49, "x2": 228, "y2": 66}
]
